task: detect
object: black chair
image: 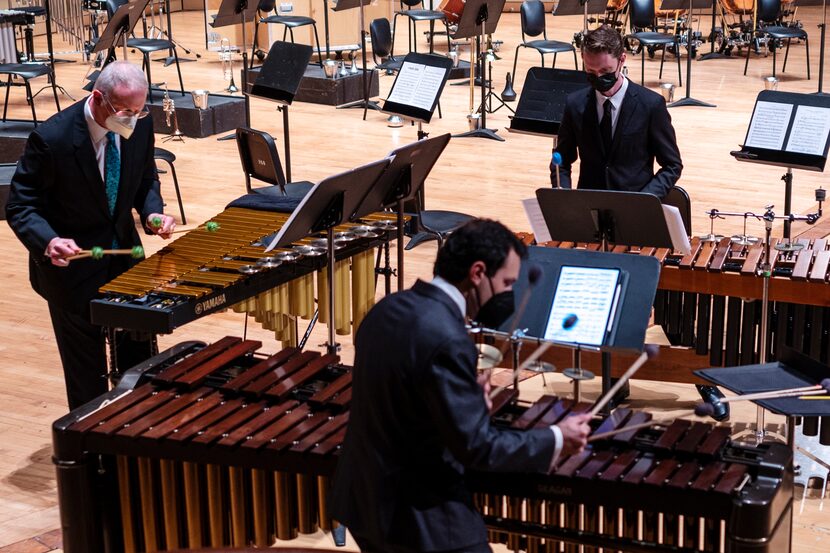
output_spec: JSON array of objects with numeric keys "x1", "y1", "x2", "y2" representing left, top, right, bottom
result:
[
  {"x1": 370, "y1": 18, "x2": 404, "y2": 73},
  {"x1": 153, "y1": 147, "x2": 186, "y2": 224},
  {"x1": 662, "y1": 184, "x2": 691, "y2": 235},
  {"x1": 0, "y1": 63, "x2": 60, "y2": 126},
  {"x1": 512, "y1": 0, "x2": 578, "y2": 84},
  {"x1": 392, "y1": 0, "x2": 451, "y2": 56},
  {"x1": 625, "y1": 0, "x2": 682, "y2": 86},
  {"x1": 743, "y1": 0, "x2": 809, "y2": 79},
  {"x1": 235, "y1": 126, "x2": 315, "y2": 198},
  {"x1": 252, "y1": 0, "x2": 323, "y2": 67},
  {"x1": 106, "y1": 0, "x2": 185, "y2": 101}
]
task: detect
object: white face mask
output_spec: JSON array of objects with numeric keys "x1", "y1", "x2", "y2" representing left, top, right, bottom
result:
[{"x1": 105, "y1": 114, "x2": 138, "y2": 140}]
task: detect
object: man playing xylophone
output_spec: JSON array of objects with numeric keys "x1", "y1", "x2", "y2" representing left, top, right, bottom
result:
[
  {"x1": 332, "y1": 219, "x2": 592, "y2": 553},
  {"x1": 6, "y1": 61, "x2": 176, "y2": 410}
]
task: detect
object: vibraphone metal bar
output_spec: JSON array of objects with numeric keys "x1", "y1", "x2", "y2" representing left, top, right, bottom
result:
[
  {"x1": 54, "y1": 338, "x2": 793, "y2": 553},
  {"x1": 91, "y1": 208, "x2": 397, "y2": 338},
  {"x1": 518, "y1": 233, "x2": 830, "y2": 382}
]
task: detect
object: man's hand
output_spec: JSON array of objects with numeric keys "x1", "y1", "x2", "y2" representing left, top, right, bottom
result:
[
  {"x1": 476, "y1": 371, "x2": 493, "y2": 412},
  {"x1": 147, "y1": 213, "x2": 176, "y2": 239},
  {"x1": 46, "y1": 237, "x2": 81, "y2": 267},
  {"x1": 557, "y1": 412, "x2": 593, "y2": 456}
]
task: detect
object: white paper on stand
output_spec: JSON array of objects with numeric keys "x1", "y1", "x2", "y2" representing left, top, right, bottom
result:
[{"x1": 522, "y1": 197, "x2": 552, "y2": 243}]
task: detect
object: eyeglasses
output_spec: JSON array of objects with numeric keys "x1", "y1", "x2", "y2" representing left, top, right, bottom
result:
[{"x1": 102, "y1": 93, "x2": 150, "y2": 119}]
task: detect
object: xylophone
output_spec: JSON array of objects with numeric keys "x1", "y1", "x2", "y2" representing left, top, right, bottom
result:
[
  {"x1": 517, "y1": 233, "x2": 830, "y2": 381},
  {"x1": 53, "y1": 338, "x2": 793, "y2": 553},
  {"x1": 91, "y1": 207, "x2": 397, "y2": 344}
]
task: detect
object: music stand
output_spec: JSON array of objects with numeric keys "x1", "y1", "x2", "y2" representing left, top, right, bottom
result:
[
  {"x1": 451, "y1": 0, "x2": 507, "y2": 141},
  {"x1": 381, "y1": 53, "x2": 452, "y2": 126},
  {"x1": 730, "y1": 90, "x2": 830, "y2": 238},
  {"x1": 249, "y1": 41, "x2": 313, "y2": 181},
  {"x1": 697, "y1": 0, "x2": 729, "y2": 61},
  {"x1": 333, "y1": 0, "x2": 381, "y2": 120},
  {"x1": 551, "y1": 0, "x2": 607, "y2": 44},
  {"x1": 351, "y1": 133, "x2": 452, "y2": 292},
  {"x1": 535, "y1": 188, "x2": 672, "y2": 401},
  {"x1": 659, "y1": 0, "x2": 717, "y2": 108},
  {"x1": 92, "y1": 0, "x2": 152, "y2": 62},
  {"x1": 796, "y1": 0, "x2": 828, "y2": 94},
  {"x1": 265, "y1": 158, "x2": 391, "y2": 353}
]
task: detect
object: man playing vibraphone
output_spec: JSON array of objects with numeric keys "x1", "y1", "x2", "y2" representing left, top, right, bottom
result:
[
  {"x1": 5, "y1": 61, "x2": 176, "y2": 410},
  {"x1": 331, "y1": 219, "x2": 592, "y2": 553}
]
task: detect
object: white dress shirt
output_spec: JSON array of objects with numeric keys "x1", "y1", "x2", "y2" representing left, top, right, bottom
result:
[
  {"x1": 595, "y1": 76, "x2": 629, "y2": 137},
  {"x1": 84, "y1": 96, "x2": 120, "y2": 181},
  {"x1": 429, "y1": 276, "x2": 564, "y2": 468}
]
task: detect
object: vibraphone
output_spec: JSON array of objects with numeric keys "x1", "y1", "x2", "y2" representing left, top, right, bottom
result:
[
  {"x1": 518, "y1": 233, "x2": 830, "y2": 382},
  {"x1": 91, "y1": 207, "x2": 396, "y2": 344},
  {"x1": 53, "y1": 338, "x2": 793, "y2": 553}
]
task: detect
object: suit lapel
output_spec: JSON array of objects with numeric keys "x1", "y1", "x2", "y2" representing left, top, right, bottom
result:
[
  {"x1": 609, "y1": 83, "x2": 638, "y2": 159},
  {"x1": 73, "y1": 100, "x2": 110, "y2": 219}
]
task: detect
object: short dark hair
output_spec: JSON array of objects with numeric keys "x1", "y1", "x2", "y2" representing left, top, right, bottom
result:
[
  {"x1": 434, "y1": 219, "x2": 527, "y2": 284},
  {"x1": 583, "y1": 25, "x2": 624, "y2": 59}
]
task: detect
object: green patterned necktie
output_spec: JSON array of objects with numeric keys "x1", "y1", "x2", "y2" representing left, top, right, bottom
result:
[{"x1": 104, "y1": 131, "x2": 120, "y2": 215}]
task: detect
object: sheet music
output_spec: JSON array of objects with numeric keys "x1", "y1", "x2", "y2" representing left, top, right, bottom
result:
[
  {"x1": 522, "y1": 197, "x2": 553, "y2": 243},
  {"x1": 387, "y1": 63, "x2": 445, "y2": 111},
  {"x1": 786, "y1": 105, "x2": 830, "y2": 156},
  {"x1": 745, "y1": 101, "x2": 793, "y2": 151},
  {"x1": 662, "y1": 204, "x2": 691, "y2": 255},
  {"x1": 544, "y1": 266, "x2": 620, "y2": 346}
]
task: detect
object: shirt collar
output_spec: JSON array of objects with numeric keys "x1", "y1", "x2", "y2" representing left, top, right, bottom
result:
[
  {"x1": 595, "y1": 76, "x2": 629, "y2": 112},
  {"x1": 431, "y1": 275, "x2": 466, "y2": 317},
  {"x1": 85, "y1": 95, "x2": 110, "y2": 145}
]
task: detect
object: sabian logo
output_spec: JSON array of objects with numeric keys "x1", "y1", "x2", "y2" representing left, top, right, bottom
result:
[
  {"x1": 537, "y1": 484, "x2": 573, "y2": 497},
  {"x1": 195, "y1": 294, "x2": 227, "y2": 315}
]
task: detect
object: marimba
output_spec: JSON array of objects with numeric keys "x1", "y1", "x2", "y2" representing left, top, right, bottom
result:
[
  {"x1": 91, "y1": 207, "x2": 397, "y2": 344},
  {"x1": 519, "y1": 233, "x2": 830, "y2": 382},
  {"x1": 53, "y1": 338, "x2": 793, "y2": 553}
]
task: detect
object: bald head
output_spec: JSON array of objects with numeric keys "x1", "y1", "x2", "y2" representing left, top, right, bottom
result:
[
  {"x1": 90, "y1": 61, "x2": 148, "y2": 132},
  {"x1": 93, "y1": 61, "x2": 147, "y2": 96}
]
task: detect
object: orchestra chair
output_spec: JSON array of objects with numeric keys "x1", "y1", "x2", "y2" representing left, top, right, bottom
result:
[
  {"x1": 0, "y1": 63, "x2": 60, "y2": 126},
  {"x1": 662, "y1": 184, "x2": 692, "y2": 235},
  {"x1": 404, "y1": 190, "x2": 474, "y2": 250},
  {"x1": 512, "y1": 0, "x2": 578, "y2": 86},
  {"x1": 106, "y1": 0, "x2": 185, "y2": 101},
  {"x1": 625, "y1": 0, "x2": 682, "y2": 86},
  {"x1": 252, "y1": 0, "x2": 323, "y2": 67},
  {"x1": 154, "y1": 147, "x2": 186, "y2": 224},
  {"x1": 743, "y1": 0, "x2": 809, "y2": 79},
  {"x1": 370, "y1": 18, "x2": 404, "y2": 73},
  {"x1": 235, "y1": 126, "x2": 315, "y2": 198},
  {"x1": 392, "y1": 0, "x2": 452, "y2": 56}
]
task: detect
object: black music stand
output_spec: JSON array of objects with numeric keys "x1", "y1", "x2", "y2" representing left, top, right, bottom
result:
[
  {"x1": 660, "y1": 0, "x2": 717, "y2": 108},
  {"x1": 451, "y1": 0, "x2": 507, "y2": 141},
  {"x1": 265, "y1": 158, "x2": 391, "y2": 354},
  {"x1": 552, "y1": 0, "x2": 606, "y2": 46},
  {"x1": 333, "y1": 0, "x2": 381, "y2": 120},
  {"x1": 351, "y1": 133, "x2": 452, "y2": 292},
  {"x1": 507, "y1": 68, "x2": 588, "y2": 138},
  {"x1": 381, "y1": 53, "x2": 453, "y2": 126},
  {"x1": 730, "y1": 90, "x2": 830, "y2": 237},
  {"x1": 697, "y1": 0, "x2": 729, "y2": 61},
  {"x1": 249, "y1": 41, "x2": 313, "y2": 181},
  {"x1": 796, "y1": 0, "x2": 829, "y2": 94},
  {"x1": 535, "y1": 188, "x2": 672, "y2": 402},
  {"x1": 92, "y1": 0, "x2": 151, "y2": 63}
]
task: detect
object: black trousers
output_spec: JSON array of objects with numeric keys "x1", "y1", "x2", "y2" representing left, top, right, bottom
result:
[
  {"x1": 351, "y1": 533, "x2": 491, "y2": 553},
  {"x1": 48, "y1": 303, "x2": 154, "y2": 410}
]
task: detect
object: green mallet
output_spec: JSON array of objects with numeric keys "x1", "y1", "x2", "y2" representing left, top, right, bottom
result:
[
  {"x1": 168, "y1": 220, "x2": 221, "y2": 235},
  {"x1": 69, "y1": 245, "x2": 144, "y2": 261}
]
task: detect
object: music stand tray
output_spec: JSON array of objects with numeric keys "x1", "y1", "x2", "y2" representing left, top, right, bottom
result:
[
  {"x1": 507, "y1": 68, "x2": 588, "y2": 137},
  {"x1": 250, "y1": 41, "x2": 314, "y2": 104},
  {"x1": 535, "y1": 188, "x2": 674, "y2": 249},
  {"x1": 91, "y1": 0, "x2": 151, "y2": 55},
  {"x1": 451, "y1": 0, "x2": 506, "y2": 39},
  {"x1": 211, "y1": 0, "x2": 258, "y2": 29},
  {"x1": 381, "y1": 53, "x2": 452, "y2": 125}
]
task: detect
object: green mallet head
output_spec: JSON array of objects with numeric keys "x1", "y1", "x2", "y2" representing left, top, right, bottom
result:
[
  {"x1": 205, "y1": 221, "x2": 220, "y2": 232},
  {"x1": 90, "y1": 246, "x2": 104, "y2": 260},
  {"x1": 151, "y1": 216, "x2": 162, "y2": 228},
  {"x1": 131, "y1": 245, "x2": 145, "y2": 259}
]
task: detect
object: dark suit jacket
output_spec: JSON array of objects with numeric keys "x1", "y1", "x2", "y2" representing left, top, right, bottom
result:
[
  {"x1": 5, "y1": 98, "x2": 161, "y2": 315},
  {"x1": 552, "y1": 81, "x2": 682, "y2": 198},
  {"x1": 331, "y1": 280, "x2": 557, "y2": 552}
]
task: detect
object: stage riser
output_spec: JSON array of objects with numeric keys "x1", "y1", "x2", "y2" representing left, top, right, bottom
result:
[
  {"x1": 244, "y1": 65, "x2": 379, "y2": 106},
  {"x1": 146, "y1": 89, "x2": 247, "y2": 139}
]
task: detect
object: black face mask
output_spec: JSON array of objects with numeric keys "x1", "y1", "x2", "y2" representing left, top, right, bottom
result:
[
  {"x1": 587, "y1": 66, "x2": 620, "y2": 93},
  {"x1": 473, "y1": 290, "x2": 516, "y2": 329}
]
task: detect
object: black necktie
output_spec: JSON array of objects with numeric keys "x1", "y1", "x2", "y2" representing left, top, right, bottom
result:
[{"x1": 600, "y1": 98, "x2": 613, "y2": 156}]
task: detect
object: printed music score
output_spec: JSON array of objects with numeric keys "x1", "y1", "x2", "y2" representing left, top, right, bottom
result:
[
  {"x1": 522, "y1": 197, "x2": 553, "y2": 243},
  {"x1": 786, "y1": 105, "x2": 830, "y2": 156},
  {"x1": 544, "y1": 266, "x2": 621, "y2": 346},
  {"x1": 386, "y1": 62, "x2": 446, "y2": 112},
  {"x1": 746, "y1": 101, "x2": 792, "y2": 151}
]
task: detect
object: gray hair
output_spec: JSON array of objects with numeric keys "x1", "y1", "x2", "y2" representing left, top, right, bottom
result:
[{"x1": 93, "y1": 61, "x2": 147, "y2": 95}]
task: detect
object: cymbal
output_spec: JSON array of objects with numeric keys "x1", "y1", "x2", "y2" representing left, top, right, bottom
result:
[
  {"x1": 476, "y1": 344, "x2": 503, "y2": 370},
  {"x1": 526, "y1": 360, "x2": 557, "y2": 373}
]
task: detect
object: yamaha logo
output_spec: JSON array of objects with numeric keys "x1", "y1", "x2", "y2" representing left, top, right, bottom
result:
[{"x1": 195, "y1": 294, "x2": 227, "y2": 315}]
